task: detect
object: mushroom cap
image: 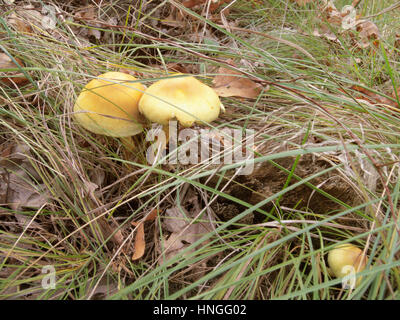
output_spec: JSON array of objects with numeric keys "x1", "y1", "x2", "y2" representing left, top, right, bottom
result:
[
  {"x1": 138, "y1": 74, "x2": 224, "y2": 127},
  {"x1": 328, "y1": 244, "x2": 367, "y2": 278},
  {"x1": 74, "y1": 71, "x2": 145, "y2": 137}
]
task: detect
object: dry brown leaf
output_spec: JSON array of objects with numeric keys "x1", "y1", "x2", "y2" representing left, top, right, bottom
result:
[
  {"x1": 7, "y1": 5, "x2": 39, "y2": 33},
  {"x1": 325, "y1": 2, "x2": 344, "y2": 25},
  {"x1": 162, "y1": 222, "x2": 211, "y2": 261},
  {"x1": 74, "y1": 7, "x2": 103, "y2": 42},
  {"x1": 86, "y1": 276, "x2": 120, "y2": 299},
  {"x1": 7, "y1": 4, "x2": 57, "y2": 32},
  {"x1": 313, "y1": 2, "x2": 380, "y2": 51},
  {"x1": 131, "y1": 222, "x2": 145, "y2": 260},
  {"x1": 15, "y1": 213, "x2": 44, "y2": 230},
  {"x1": 160, "y1": 206, "x2": 214, "y2": 262},
  {"x1": 355, "y1": 20, "x2": 380, "y2": 48},
  {"x1": 0, "y1": 144, "x2": 48, "y2": 211},
  {"x1": 0, "y1": 53, "x2": 28, "y2": 86},
  {"x1": 131, "y1": 209, "x2": 158, "y2": 261},
  {"x1": 5, "y1": 177, "x2": 48, "y2": 211},
  {"x1": 7, "y1": 16, "x2": 33, "y2": 34},
  {"x1": 212, "y1": 64, "x2": 263, "y2": 99},
  {"x1": 311, "y1": 2, "x2": 343, "y2": 42},
  {"x1": 313, "y1": 26, "x2": 339, "y2": 42},
  {"x1": 350, "y1": 85, "x2": 399, "y2": 110},
  {"x1": 74, "y1": 7, "x2": 97, "y2": 20},
  {"x1": 73, "y1": 7, "x2": 118, "y2": 45},
  {"x1": 164, "y1": 207, "x2": 190, "y2": 233},
  {"x1": 182, "y1": 0, "x2": 229, "y2": 12},
  {"x1": 395, "y1": 34, "x2": 400, "y2": 50}
]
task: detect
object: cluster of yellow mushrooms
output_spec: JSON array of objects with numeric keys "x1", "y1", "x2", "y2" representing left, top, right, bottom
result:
[
  {"x1": 73, "y1": 71, "x2": 224, "y2": 148},
  {"x1": 73, "y1": 72, "x2": 367, "y2": 288}
]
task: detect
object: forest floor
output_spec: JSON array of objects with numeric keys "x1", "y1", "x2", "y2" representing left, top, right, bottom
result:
[{"x1": 1, "y1": 0, "x2": 400, "y2": 299}]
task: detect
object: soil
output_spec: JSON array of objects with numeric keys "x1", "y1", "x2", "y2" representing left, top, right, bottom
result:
[{"x1": 206, "y1": 153, "x2": 359, "y2": 224}]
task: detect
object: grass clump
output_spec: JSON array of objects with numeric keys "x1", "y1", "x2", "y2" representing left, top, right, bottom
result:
[{"x1": 0, "y1": 0, "x2": 400, "y2": 300}]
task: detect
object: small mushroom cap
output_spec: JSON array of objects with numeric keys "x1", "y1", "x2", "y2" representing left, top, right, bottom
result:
[
  {"x1": 74, "y1": 71, "x2": 145, "y2": 137},
  {"x1": 328, "y1": 244, "x2": 367, "y2": 279},
  {"x1": 138, "y1": 74, "x2": 224, "y2": 127}
]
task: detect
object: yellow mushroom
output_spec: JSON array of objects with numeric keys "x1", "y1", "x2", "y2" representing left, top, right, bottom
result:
[
  {"x1": 73, "y1": 71, "x2": 146, "y2": 151},
  {"x1": 138, "y1": 74, "x2": 224, "y2": 128},
  {"x1": 328, "y1": 244, "x2": 367, "y2": 287}
]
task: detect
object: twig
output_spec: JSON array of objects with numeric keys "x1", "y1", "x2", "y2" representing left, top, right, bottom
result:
[{"x1": 364, "y1": 2, "x2": 400, "y2": 19}]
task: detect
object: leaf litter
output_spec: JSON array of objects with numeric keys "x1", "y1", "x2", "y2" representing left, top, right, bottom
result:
[
  {"x1": 310, "y1": 1, "x2": 380, "y2": 50},
  {"x1": 2, "y1": 0, "x2": 399, "y2": 299},
  {"x1": 131, "y1": 209, "x2": 158, "y2": 260},
  {"x1": 0, "y1": 144, "x2": 49, "y2": 212},
  {"x1": 0, "y1": 53, "x2": 28, "y2": 86},
  {"x1": 160, "y1": 204, "x2": 215, "y2": 263},
  {"x1": 212, "y1": 60, "x2": 263, "y2": 99}
]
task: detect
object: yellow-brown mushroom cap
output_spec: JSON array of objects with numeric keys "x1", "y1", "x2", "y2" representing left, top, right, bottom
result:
[
  {"x1": 328, "y1": 244, "x2": 367, "y2": 279},
  {"x1": 138, "y1": 74, "x2": 224, "y2": 127},
  {"x1": 74, "y1": 71, "x2": 145, "y2": 137}
]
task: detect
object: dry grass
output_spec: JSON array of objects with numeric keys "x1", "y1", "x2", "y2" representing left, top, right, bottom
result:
[{"x1": 1, "y1": 0, "x2": 400, "y2": 300}]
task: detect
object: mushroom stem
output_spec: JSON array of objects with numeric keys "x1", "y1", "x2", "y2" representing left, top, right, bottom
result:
[{"x1": 162, "y1": 125, "x2": 169, "y2": 147}]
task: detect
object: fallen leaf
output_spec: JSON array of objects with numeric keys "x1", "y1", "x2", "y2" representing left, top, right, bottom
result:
[
  {"x1": 212, "y1": 64, "x2": 263, "y2": 99},
  {"x1": 7, "y1": 4, "x2": 57, "y2": 32},
  {"x1": 0, "y1": 53, "x2": 29, "y2": 86},
  {"x1": 322, "y1": 0, "x2": 342, "y2": 25},
  {"x1": 73, "y1": 7, "x2": 117, "y2": 44},
  {"x1": 74, "y1": 7, "x2": 97, "y2": 21},
  {"x1": 313, "y1": 26, "x2": 339, "y2": 42},
  {"x1": 311, "y1": 2, "x2": 342, "y2": 42},
  {"x1": 164, "y1": 207, "x2": 191, "y2": 233},
  {"x1": 86, "y1": 276, "x2": 120, "y2": 299},
  {"x1": 313, "y1": 2, "x2": 380, "y2": 51},
  {"x1": 5, "y1": 177, "x2": 48, "y2": 211},
  {"x1": 160, "y1": 206, "x2": 214, "y2": 262},
  {"x1": 350, "y1": 85, "x2": 399, "y2": 110},
  {"x1": 355, "y1": 20, "x2": 380, "y2": 48},
  {"x1": 162, "y1": 222, "x2": 211, "y2": 261},
  {"x1": 15, "y1": 213, "x2": 44, "y2": 230},
  {"x1": 7, "y1": 5, "x2": 38, "y2": 33},
  {"x1": 341, "y1": 5, "x2": 357, "y2": 30},
  {"x1": 41, "y1": 4, "x2": 57, "y2": 30},
  {"x1": 88, "y1": 165, "x2": 105, "y2": 194},
  {"x1": 74, "y1": 7, "x2": 102, "y2": 41},
  {"x1": 131, "y1": 209, "x2": 158, "y2": 260},
  {"x1": 0, "y1": 144, "x2": 49, "y2": 211},
  {"x1": 395, "y1": 34, "x2": 400, "y2": 50},
  {"x1": 6, "y1": 15, "x2": 33, "y2": 33},
  {"x1": 182, "y1": 0, "x2": 229, "y2": 12}
]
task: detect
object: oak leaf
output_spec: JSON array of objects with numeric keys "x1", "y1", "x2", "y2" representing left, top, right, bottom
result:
[
  {"x1": 212, "y1": 65, "x2": 263, "y2": 99},
  {"x1": 131, "y1": 209, "x2": 158, "y2": 260},
  {"x1": 0, "y1": 53, "x2": 28, "y2": 86}
]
